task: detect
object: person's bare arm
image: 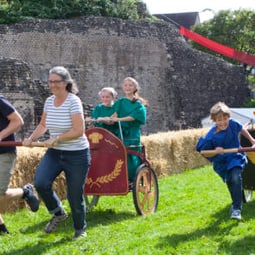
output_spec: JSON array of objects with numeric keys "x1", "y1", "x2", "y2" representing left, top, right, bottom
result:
[
  {"x1": 23, "y1": 112, "x2": 48, "y2": 145},
  {"x1": 0, "y1": 111, "x2": 24, "y2": 140},
  {"x1": 111, "y1": 114, "x2": 134, "y2": 122},
  {"x1": 240, "y1": 128, "x2": 255, "y2": 146}
]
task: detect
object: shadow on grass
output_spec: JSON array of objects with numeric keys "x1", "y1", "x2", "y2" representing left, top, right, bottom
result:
[
  {"x1": 18, "y1": 207, "x2": 135, "y2": 235},
  {"x1": 155, "y1": 200, "x2": 255, "y2": 254},
  {"x1": 3, "y1": 209, "x2": 135, "y2": 255},
  {"x1": 1, "y1": 237, "x2": 70, "y2": 255},
  {"x1": 18, "y1": 216, "x2": 73, "y2": 235},
  {"x1": 87, "y1": 209, "x2": 136, "y2": 228},
  {"x1": 219, "y1": 234, "x2": 255, "y2": 254}
]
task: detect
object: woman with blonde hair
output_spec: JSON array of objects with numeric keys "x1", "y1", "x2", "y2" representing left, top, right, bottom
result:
[{"x1": 111, "y1": 77, "x2": 148, "y2": 181}]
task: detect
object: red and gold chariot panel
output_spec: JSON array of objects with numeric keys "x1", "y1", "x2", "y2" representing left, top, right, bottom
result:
[{"x1": 84, "y1": 127, "x2": 129, "y2": 195}]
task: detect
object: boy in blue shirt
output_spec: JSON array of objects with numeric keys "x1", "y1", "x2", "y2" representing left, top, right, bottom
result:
[{"x1": 196, "y1": 102, "x2": 255, "y2": 220}]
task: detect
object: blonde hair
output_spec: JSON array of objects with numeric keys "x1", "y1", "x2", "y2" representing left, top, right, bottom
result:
[
  {"x1": 98, "y1": 87, "x2": 118, "y2": 98},
  {"x1": 123, "y1": 77, "x2": 149, "y2": 107},
  {"x1": 210, "y1": 102, "x2": 231, "y2": 121}
]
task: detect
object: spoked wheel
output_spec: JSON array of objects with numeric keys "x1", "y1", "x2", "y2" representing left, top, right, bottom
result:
[
  {"x1": 132, "y1": 165, "x2": 159, "y2": 215},
  {"x1": 85, "y1": 195, "x2": 100, "y2": 211},
  {"x1": 242, "y1": 189, "x2": 252, "y2": 203}
]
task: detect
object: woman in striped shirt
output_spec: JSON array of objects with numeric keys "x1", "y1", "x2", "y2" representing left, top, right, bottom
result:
[{"x1": 24, "y1": 66, "x2": 90, "y2": 239}]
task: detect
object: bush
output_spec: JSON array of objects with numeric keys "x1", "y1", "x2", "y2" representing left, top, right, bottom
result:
[{"x1": 0, "y1": 0, "x2": 153, "y2": 24}]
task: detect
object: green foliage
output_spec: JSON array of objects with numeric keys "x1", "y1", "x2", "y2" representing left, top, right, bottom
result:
[
  {"x1": 244, "y1": 76, "x2": 255, "y2": 107},
  {"x1": 191, "y1": 9, "x2": 255, "y2": 65},
  {"x1": 0, "y1": 0, "x2": 152, "y2": 24},
  {"x1": 243, "y1": 98, "x2": 255, "y2": 107},
  {"x1": 2, "y1": 166, "x2": 255, "y2": 254},
  {"x1": 191, "y1": 9, "x2": 255, "y2": 106}
]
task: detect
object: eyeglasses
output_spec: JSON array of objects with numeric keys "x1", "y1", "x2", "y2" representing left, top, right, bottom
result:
[{"x1": 48, "y1": 80, "x2": 64, "y2": 85}]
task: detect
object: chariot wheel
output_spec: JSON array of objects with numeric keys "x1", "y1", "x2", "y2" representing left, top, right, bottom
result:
[
  {"x1": 242, "y1": 189, "x2": 252, "y2": 203},
  {"x1": 85, "y1": 195, "x2": 100, "y2": 211},
  {"x1": 132, "y1": 165, "x2": 159, "y2": 215}
]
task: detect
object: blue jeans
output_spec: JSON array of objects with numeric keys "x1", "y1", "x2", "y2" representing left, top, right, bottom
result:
[
  {"x1": 226, "y1": 167, "x2": 243, "y2": 211},
  {"x1": 34, "y1": 148, "x2": 90, "y2": 231}
]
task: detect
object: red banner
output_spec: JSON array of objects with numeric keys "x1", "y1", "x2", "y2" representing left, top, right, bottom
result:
[{"x1": 179, "y1": 26, "x2": 255, "y2": 66}]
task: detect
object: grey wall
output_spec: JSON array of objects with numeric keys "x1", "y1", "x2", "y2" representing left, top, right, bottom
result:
[{"x1": 0, "y1": 16, "x2": 250, "y2": 135}]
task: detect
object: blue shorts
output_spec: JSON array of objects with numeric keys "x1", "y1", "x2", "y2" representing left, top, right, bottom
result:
[{"x1": 0, "y1": 152, "x2": 16, "y2": 195}]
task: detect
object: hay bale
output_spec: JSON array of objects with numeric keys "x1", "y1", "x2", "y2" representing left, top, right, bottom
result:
[
  {"x1": 2, "y1": 128, "x2": 211, "y2": 213},
  {"x1": 2, "y1": 147, "x2": 67, "y2": 213},
  {"x1": 141, "y1": 128, "x2": 210, "y2": 176}
]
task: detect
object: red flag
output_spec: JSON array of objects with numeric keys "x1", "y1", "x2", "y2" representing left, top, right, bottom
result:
[{"x1": 179, "y1": 26, "x2": 255, "y2": 66}]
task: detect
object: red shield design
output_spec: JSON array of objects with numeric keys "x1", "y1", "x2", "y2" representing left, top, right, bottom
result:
[{"x1": 84, "y1": 127, "x2": 129, "y2": 195}]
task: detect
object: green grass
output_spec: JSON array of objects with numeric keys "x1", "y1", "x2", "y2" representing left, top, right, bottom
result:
[{"x1": 1, "y1": 165, "x2": 255, "y2": 255}]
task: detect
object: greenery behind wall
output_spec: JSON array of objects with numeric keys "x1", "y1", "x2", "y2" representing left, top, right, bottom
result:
[
  {"x1": 0, "y1": 0, "x2": 155, "y2": 24},
  {"x1": 191, "y1": 9, "x2": 255, "y2": 106},
  {"x1": 1, "y1": 1, "x2": 255, "y2": 105}
]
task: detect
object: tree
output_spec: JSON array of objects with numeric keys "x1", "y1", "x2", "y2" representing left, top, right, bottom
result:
[
  {"x1": 0, "y1": 0, "x2": 153, "y2": 24},
  {"x1": 191, "y1": 9, "x2": 255, "y2": 69},
  {"x1": 191, "y1": 9, "x2": 255, "y2": 106}
]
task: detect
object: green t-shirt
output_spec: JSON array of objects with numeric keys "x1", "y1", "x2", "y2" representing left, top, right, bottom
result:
[
  {"x1": 113, "y1": 97, "x2": 147, "y2": 181},
  {"x1": 113, "y1": 97, "x2": 146, "y2": 146},
  {"x1": 91, "y1": 104, "x2": 118, "y2": 136}
]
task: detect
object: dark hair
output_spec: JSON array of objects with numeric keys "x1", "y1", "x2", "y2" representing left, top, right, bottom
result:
[{"x1": 49, "y1": 66, "x2": 78, "y2": 94}]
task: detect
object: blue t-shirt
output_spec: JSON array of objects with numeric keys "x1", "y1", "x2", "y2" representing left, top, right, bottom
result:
[
  {"x1": 196, "y1": 119, "x2": 247, "y2": 181},
  {"x1": 0, "y1": 96, "x2": 16, "y2": 153}
]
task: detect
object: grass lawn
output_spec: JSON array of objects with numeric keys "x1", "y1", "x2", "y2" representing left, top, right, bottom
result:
[{"x1": 1, "y1": 165, "x2": 255, "y2": 255}]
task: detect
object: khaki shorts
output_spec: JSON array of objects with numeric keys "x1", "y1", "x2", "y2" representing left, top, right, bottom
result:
[{"x1": 0, "y1": 152, "x2": 16, "y2": 195}]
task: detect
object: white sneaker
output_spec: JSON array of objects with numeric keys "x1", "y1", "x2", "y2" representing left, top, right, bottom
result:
[
  {"x1": 72, "y1": 230, "x2": 87, "y2": 239},
  {"x1": 231, "y1": 210, "x2": 241, "y2": 220}
]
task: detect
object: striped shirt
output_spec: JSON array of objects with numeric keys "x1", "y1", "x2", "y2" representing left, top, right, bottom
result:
[{"x1": 44, "y1": 93, "x2": 89, "y2": 151}]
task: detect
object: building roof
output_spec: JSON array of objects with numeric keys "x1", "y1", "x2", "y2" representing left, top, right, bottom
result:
[
  {"x1": 201, "y1": 108, "x2": 255, "y2": 127},
  {"x1": 154, "y1": 12, "x2": 200, "y2": 29}
]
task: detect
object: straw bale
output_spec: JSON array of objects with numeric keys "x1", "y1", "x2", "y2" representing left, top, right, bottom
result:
[
  {"x1": 3, "y1": 128, "x2": 211, "y2": 213},
  {"x1": 141, "y1": 128, "x2": 210, "y2": 176},
  {"x1": 2, "y1": 147, "x2": 67, "y2": 213}
]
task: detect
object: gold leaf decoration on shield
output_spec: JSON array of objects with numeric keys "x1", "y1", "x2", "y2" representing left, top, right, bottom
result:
[{"x1": 86, "y1": 159, "x2": 124, "y2": 188}]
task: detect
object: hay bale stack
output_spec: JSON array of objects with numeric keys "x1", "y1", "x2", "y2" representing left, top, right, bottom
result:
[
  {"x1": 2, "y1": 128, "x2": 211, "y2": 213},
  {"x1": 141, "y1": 128, "x2": 210, "y2": 176},
  {"x1": 2, "y1": 147, "x2": 67, "y2": 213}
]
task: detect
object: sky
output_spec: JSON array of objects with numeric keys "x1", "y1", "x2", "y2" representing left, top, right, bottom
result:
[{"x1": 143, "y1": 0, "x2": 255, "y2": 22}]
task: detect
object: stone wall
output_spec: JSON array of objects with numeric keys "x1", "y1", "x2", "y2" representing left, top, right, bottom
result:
[
  {"x1": 0, "y1": 58, "x2": 36, "y2": 139},
  {"x1": 0, "y1": 16, "x2": 250, "y2": 134}
]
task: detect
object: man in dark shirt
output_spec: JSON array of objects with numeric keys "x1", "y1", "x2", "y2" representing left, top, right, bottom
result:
[{"x1": 0, "y1": 96, "x2": 39, "y2": 234}]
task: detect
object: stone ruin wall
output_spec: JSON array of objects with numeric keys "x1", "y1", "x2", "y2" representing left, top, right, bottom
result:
[
  {"x1": 0, "y1": 59, "x2": 35, "y2": 139},
  {"x1": 0, "y1": 16, "x2": 251, "y2": 137}
]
